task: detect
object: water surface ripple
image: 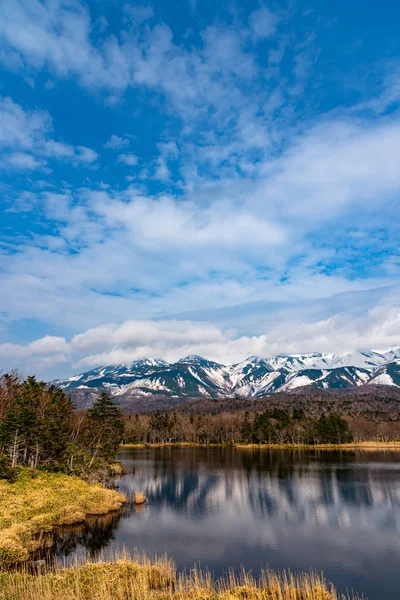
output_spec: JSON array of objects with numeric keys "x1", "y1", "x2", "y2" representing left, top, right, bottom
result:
[{"x1": 54, "y1": 448, "x2": 400, "y2": 600}]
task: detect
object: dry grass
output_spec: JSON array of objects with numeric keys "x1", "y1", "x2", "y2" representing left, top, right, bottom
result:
[
  {"x1": 0, "y1": 550, "x2": 362, "y2": 600},
  {"x1": 133, "y1": 491, "x2": 146, "y2": 504},
  {"x1": 121, "y1": 441, "x2": 400, "y2": 451},
  {"x1": 0, "y1": 470, "x2": 125, "y2": 564},
  {"x1": 234, "y1": 442, "x2": 400, "y2": 450},
  {"x1": 120, "y1": 443, "x2": 229, "y2": 448}
]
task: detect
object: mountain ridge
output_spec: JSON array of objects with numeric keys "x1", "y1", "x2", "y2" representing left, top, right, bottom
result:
[{"x1": 53, "y1": 347, "x2": 400, "y2": 400}]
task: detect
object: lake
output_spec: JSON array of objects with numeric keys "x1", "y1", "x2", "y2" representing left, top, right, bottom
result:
[{"x1": 51, "y1": 447, "x2": 400, "y2": 599}]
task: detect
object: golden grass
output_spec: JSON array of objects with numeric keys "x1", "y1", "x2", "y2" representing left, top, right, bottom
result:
[
  {"x1": 234, "y1": 441, "x2": 400, "y2": 451},
  {"x1": 120, "y1": 442, "x2": 230, "y2": 448},
  {"x1": 121, "y1": 441, "x2": 400, "y2": 450},
  {"x1": 0, "y1": 550, "x2": 362, "y2": 600},
  {"x1": 133, "y1": 491, "x2": 146, "y2": 504},
  {"x1": 0, "y1": 470, "x2": 125, "y2": 564}
]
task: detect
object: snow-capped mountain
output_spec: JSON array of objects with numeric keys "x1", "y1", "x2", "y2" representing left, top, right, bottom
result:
[
  {"x1": 265, "y1": 349, "x2": 388, "y2": 372},
  {"x1": 367, "y1": 358, "x2": 400, "y2": 388},
  {"x1": 53, "y1": 347, "x2": 400, "y2": 399}
]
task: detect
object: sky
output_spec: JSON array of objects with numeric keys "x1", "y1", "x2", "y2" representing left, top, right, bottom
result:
[{"x1": 0, "y1": 0, "x2": 400, "y2": 378}]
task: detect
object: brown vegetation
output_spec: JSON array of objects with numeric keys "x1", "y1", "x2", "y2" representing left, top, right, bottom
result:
[
  {"x1": 133, "y1": 491, "x2": 146, "y2": 504},
  {"x1": 0, "y1": 470, "x2": 125, "y2": 564},
  {"x1": 122, "y1": 408, "x2": 400, "y2": 445},
  {"x1": 0, "y1": 551, "x2": 361, "y2": 600}
]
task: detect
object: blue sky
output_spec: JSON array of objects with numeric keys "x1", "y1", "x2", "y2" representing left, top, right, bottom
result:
[{"x1": 0, "y1": 0, "x2": 400, "y2": 377}]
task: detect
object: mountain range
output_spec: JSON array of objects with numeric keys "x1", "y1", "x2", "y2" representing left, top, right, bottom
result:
[{"x1": 54, "y1": 347, "x2": 400, "y2": 400}]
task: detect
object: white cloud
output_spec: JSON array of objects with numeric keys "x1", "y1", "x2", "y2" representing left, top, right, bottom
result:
[
  {"x1": 0, "y1": 96, "x2": 50, "y2": 149},
  {"x1": 2, "y1": 305, "x2": 400, "y2": 376},
  {"x1": 72, "y1": 319, "x2": 224, "y2": 352},
  {"x1": 28, "y1": 335, "x2": 71, "y2": 355},
  {"x1": 0, "y1": 2, "x2": 276, "y2": 149},
  {"x1": 104, "y1": 134, "x2": 130, "y2": 149},
  {"x1": 75, "y1": 146, "x2": 98, "y2": 164},
  {"x1": 0, "y1": 335, "x2": 71, "y2": 373},
  {"x1": 0, "y1": 0, "x2": 308, "y2": 184},
  {"x1": 124, "y1": 4, "x2": 154, "y2": 24},
  {"x1": 157, "y1": 141, "x2": 178, "y2": 158},
  {"x1": 3, "y1": 152, "x2": 48, "y2": 171},
  {"x1": 0, "y1": 0, "x2": 130, "y2": 89},
  {"x1": 0, "y1": 96, "x2": 98, "y2": 170},
  {"x1": 117, "y1": 153, "x2": 138, "y2": 166},
  {"x1": 1, "y1": 104, "x2": 400, "y2": 340},
  {"x1": 249, "y1": 6, "x2": 279, "y2": 39},
  {"x1": 154, "y1": 156, "x2": 170, "y2": 181},
  {"x1": 0, "y1": 0, "x2": 399, "y2": 382}
]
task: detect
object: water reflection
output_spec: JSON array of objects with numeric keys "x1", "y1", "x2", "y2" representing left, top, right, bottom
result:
[{"x1": 51, "y1": 448, "x2": 400, "y2": 600}]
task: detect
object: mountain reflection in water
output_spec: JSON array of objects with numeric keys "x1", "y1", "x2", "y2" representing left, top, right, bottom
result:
[{"x1": 50, "y1": 448, "x2": 400, "y2": 600}]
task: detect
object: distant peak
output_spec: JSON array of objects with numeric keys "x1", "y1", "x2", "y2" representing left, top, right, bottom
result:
[
  {"x1": 178, "y1": 355, "x2": 206, "y2": 363},
  {"x1": 131, "y1": 358, "x2": 168, "y2": 367},
  {"x1": 243, "y1": 355, "x2": 265, "y2": 363}
]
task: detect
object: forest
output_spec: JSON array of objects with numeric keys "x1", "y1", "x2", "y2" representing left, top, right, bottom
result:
[
  {"x1": 1, "y1": 373, "x2": 400, "y2": 481},
  {"x1": 123, "y1": 408, "x2": 355, "y2": 445},
  {"x1": 0, "y1": 373, "x2": 124, "y2": 480}
]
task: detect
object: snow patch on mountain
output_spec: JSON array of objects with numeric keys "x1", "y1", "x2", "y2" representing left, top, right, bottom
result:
[{"x1": 53, "y1": 346, "x2": 400, "y2": 399}]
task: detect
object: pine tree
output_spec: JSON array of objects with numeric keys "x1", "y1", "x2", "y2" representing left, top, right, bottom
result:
[
  {"x1": 240, "y1": 411, "x2": 253, "y2": 443},
  {"x1": 0, "y1": 376, "x2": 76, "y2": 470},
  {"x1": 317, "y1": 413, "x2": 353, "y2": 444},
  {"x1": 253, "y1": 412, "x2": 273, "y2": 444},
  {"x1": 87, "y1": 392, "x2": 124, "y2": 465}
]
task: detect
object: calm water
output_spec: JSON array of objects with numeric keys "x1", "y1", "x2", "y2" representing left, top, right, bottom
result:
[{"x1": 52, "y1": 447, "x2": 400, "y2": 599}]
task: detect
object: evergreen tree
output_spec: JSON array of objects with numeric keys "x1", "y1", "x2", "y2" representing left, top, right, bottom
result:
[
  {"x1": 38, "y1": 386, "x2": 75, "y2": 468},
  {"x1": 240, "y1": 411, "x2": 253, "y2": 443},
  {"x1": 253, "y1": 412, "x2": 273, "y2": 444},
  {"x1": 317, "y1": 413, "x2": 353, "y2": 444},
  {"x1": 0, "y1": 376, "x2": 76, "y2": 470},
  {"x1": 0, "y1": 454, "x2": 14, "y2": 481},
  {"x1": 87, "y1": 392, "x2": 124, "y2": 465},
  {"x1": 293, "y1": 408, "x2": 305, "y2": 420},
  {"x1": 149, "y1": 411, "x2": 170, "y2": 443}
]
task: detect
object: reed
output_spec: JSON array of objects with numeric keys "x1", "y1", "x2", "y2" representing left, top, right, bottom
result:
[
  {"x1": 133, "y1": 491, "x2": 146, "y2": 504},
  {"x1": 0, "y1": 470, "x2": 125, "y2": 564},
  {"x1": 0, "y1": 550, "x2": 362, "y2": 600}
]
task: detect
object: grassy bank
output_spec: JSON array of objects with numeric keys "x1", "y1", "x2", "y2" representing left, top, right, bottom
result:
[
  {"x1": 234, "y1": 441, "x2": 400, "y2": 450},
  {"x1": 0, "y1": 552, "x2": 361, "y2": 600},
  {"x1": 121, "y1": 442, "x2": 226, "y2": 448},
  {"x1": 121, "y1": 441, "x2": 400, "y2": 450},
  {"x1": 0, "y1": 470, "x2": 125, "y2": 564}
]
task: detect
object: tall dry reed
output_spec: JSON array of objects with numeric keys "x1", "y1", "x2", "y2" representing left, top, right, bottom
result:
[{"x1": 0, "y1": 549, "x2": 363, "y2": 600}]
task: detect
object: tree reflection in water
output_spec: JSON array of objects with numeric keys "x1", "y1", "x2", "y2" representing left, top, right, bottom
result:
[{"x1": 40, "y1": 447, "x2": 400, "y2": 600}]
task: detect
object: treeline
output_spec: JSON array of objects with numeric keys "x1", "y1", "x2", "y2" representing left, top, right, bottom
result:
[
  {"x1": 0, "y1": 374, "x2": 123, "y2": 480},
  {"x1": 1, "y1": 372, "x2": 398, "y2": 481},
  {"x1": 123, "y1": 408, "x2": 354, "y2": 445}
]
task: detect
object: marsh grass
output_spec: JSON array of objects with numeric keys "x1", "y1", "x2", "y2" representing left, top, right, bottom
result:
[
  {"x1": 234, "y1": 442, "x2": 400, "y2": 451},
  {"x1": 133, "y1": 491, "x2": 146, "y2": 504},
  {"x1": 0, "y1": 550, "x2": 362, "y2": 600},
  {"x1": 0, "y1": 470, "x2": 125, "y2": 564},
  {"x1": 121, "y1": 441, "x2": 400, "y2": 451}
]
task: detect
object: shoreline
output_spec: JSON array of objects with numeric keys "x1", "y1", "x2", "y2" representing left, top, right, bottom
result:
[
  {"x1": 0, "y1": 470, "x2": 125, "y2": 565},
  {"x1": 121, "y1": 440, "x2": 400, "y2": 450},
  {"x1": 0, "y1": 550, "x2": 360, "y2": 600}
]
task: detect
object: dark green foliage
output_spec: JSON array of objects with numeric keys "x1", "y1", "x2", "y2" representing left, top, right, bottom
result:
[
  {"x1": 87, "y1": 392, "x2": 124, "y2": 464},
  {"x1": 240, "y1": 411, "x2": 253, "y2": 443},
  {"x1": 0, "y1": 454, "x2": 14, "y2": 481},
  {"x1": 0, "y1": 375, "x2": 125, "y2": 480},
  {"x1": 253, "y1": 412, "x2": 273, "y2": 444},
  {"x1": 150, "y1": 411, "x2": 168, "y2": 440},
  {"x1": 316, "y1": 413, "x2": 354, "y2": 444},
  {"x1": 0, "y1": 376, "x2": 75, "y2": 471},
  {"x1": 271, "y1": 409, "x2": 291, "y2": 427},
  {"x1": 198, "y1": 408, "x2": 355, "y2": 446},
  {"x1": 293, "y1": 408, "x2": 305, "y2": 420}
]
